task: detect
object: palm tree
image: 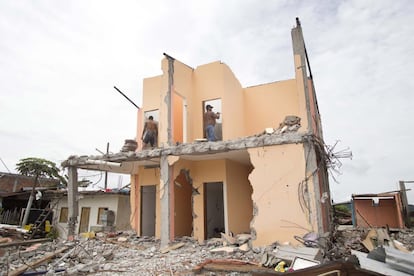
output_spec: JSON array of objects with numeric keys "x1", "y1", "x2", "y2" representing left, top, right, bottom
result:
[{"x1": 16, "y1": 157, "x2": 66, "y2": 227}]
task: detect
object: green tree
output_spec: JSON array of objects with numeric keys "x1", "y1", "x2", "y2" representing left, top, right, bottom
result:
[{"x1": 16, "y1": 157, "x2": 66, "y2": 227}]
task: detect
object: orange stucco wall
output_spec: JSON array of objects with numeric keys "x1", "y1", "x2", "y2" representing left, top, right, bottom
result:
[
  {"x1": 170, "y1": 60, "x2": 194, "y2": 142},
  {"x1": 192, "y1": 62, "x2": 225, "y2": 140},
  {"x1": 142, "y1": 75, "x2": 162, "y2": 112},
  {"x1": 133, "y1": 42, "x2": 328, "y2": 244},
  {"x1": 172, "y1": 92, "x2": 184, "y2": 144},
  {"x1": 244, "y1": 79, "x2": 299, "y2": 135},
  {"x1": 248, "y1": 144, "x2": 316, "y2": 246},
  {"x1": 225, "y1": 160, "x2": 253, "y2": 234},
  {"x1": 140, "y1": 56, "x2": 310, "y2": 142}
]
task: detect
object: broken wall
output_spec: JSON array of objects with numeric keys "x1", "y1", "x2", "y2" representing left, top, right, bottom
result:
[
  {"x1": 248, "y1": 144, "x2": 318, "y2": 246},
  {"x1": 244, "y1": 79, "x2": 299, "y2": 135},
  {"x1": 225, "y1": 159, "x2": 253, "y2": 235}
]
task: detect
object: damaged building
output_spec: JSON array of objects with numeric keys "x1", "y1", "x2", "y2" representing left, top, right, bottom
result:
[{"x1": 62, "y1": 18, "x2": 332, "y2": 248}]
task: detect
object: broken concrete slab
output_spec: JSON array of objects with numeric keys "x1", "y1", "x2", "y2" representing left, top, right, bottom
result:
[
  {"x1": 220, "y1": 232, "x2": 237, "y2": 245},
  {"x1": 273, "y1": 245, "x2": 321, "y2": 262},
  {"x1": 236, "y1": 233, "x2": 252, "y2": 245},
  {"x1": 210, "y1": 246, "x2": 237, "y2": 253},
  {"x1": 160, "y1": 242, "x2": 185, "y2": 253},
  {"x1": 238, "y1": 243, "x2": 250, "y2": 252}
]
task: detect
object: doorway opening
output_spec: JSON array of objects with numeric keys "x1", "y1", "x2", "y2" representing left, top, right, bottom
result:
[
  {"x1": 203, "y1": 99, "x2": 222, "y2": 141},
  {"x1": 174, "y1": 169, "x2": 193, "y2": 237},
  {"x1": 143, "y1": 109, "x2": 159, "y2": 148},
  {"x1": 79, "y1": 207, "x2": 90, "y2": 233},
  {"x1": 141, "y1": 185, "x2": 156, "y2": 236},
  {"x1": 204, "y1": 182, "x2": 225, "y2": 239}
]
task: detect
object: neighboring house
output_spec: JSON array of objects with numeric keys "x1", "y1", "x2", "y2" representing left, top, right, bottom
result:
[
  {"x1": 0, "y1": 172, "x2": 59, "y2": 225},
  {"x1": 352, "y1": 192, "x2": 406, "y2": 228},
  {"x1": 62, "y1": 18, "x2": 331, "y2": 247},
  {"x1": 50, "y1": 190, "x2": 131, "y2": 239}
]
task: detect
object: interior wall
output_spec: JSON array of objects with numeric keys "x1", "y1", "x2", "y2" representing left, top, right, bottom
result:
[
  {"x1": 171, "y1": 60, "x2": 194, "y2": 142},
  {"x1": 172, "y1": 92, "x2": 184, "y2": 144},
  {"x1": 244, "y1": 79, "x2": 299, "y2": 135},
  {"x1": 248, "y1": 144, "x2": 317, "y2": 246},
  {"x1": 225, "y1": 159, "x2": 253, "y2": 234}
]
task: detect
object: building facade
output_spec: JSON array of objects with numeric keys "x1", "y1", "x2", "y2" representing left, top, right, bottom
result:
[{"x1": 63, "y1": 19, "x2": 331, "y2": 247}]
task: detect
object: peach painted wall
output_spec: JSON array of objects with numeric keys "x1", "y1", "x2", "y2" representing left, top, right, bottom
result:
[
  {"x1": 142, "y1": 75, "x2": 162, "y2": 111},
  {"x1": 221, "y1": 65, "x2": 245, "y2": 139},
  {"x1": 244, "y1": 79, "x2": 299, "y2": 135},
  {"x1": 225, "y1": 159, "x2": 253, "y2": 234},
  {"x1": 192, "y1": 62, "x2": 225, "y2": 140},
  {"x1": 136, "y1": 109, "x2": 143, "y2": 149},
  {"x1": 248, "y1": 144, "x2": 317, "y2": 246},
  {"x1": 140, "y1": 57, "x2": 311, "y2": 142},
  {"x1": 172, "y1": 93, "x2": 183, "y2": 144},
  {"x1": 171, "y1": 60, "x2": 194, "y2": 142}
]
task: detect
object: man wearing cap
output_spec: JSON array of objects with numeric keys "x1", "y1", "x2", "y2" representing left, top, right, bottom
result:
[{"x1": 203, "y1": 104, "x2": 220, "y2": 141}]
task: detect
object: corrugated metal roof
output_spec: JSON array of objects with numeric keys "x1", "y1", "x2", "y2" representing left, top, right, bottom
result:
[{"x1": 385, "y1": 246, "x2": 414, "y2": 275}]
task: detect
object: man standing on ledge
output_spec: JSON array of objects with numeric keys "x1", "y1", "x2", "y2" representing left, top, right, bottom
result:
[
  {"x1": 203, "y1": 104, "x2": 220, "y2": 141},
  {"x1": 142, "y1": 116, "x2": 158, "y2": 148}
]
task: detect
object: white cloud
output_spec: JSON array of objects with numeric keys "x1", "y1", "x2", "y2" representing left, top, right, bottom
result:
[{"x1": 1, "y1": 0, "x2": 413, "y2": 202}]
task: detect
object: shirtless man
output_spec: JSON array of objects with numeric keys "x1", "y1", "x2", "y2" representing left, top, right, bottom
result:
[
  {"x1": 203, "y1": 104, "x2": 220, "y2": 141},
  {"x1": 142, "y1": 116, "x2": 158, "y2": 148}
]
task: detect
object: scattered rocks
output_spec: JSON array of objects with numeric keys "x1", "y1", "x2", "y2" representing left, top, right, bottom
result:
[{"x1": 0, "y1": 228, "x2": 413, "y2": 275}]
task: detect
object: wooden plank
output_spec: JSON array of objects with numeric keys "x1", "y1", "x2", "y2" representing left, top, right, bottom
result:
[
  {"x1": 8, "y1": 246, "x2": 68, "y2": 276},
  {"x1": 0, "y1": 238, "x2": 51, "y2": 248}
]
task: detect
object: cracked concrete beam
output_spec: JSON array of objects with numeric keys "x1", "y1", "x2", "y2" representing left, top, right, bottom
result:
[{"x1": 62, "y1": 132, "x2": 306, "y2": 168}]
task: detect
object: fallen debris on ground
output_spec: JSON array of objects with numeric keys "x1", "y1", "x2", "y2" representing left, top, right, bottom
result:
[{"x1": 0, "y1": 226, "x2": 412, "y2": 275}]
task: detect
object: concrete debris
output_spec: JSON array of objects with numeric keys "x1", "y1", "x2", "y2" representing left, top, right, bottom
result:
[
  {"x1": 0, "y1": 228, "x2": 413, "y2": 275},
  {"x1": 120, "y1": 139, "x2": 137, "y2": 152},
  {"x1": 220, "y1": 232, "x2": 237, "y2": 245}
]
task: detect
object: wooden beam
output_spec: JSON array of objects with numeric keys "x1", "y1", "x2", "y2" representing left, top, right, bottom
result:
[{"x1": 8, "y1": 246, "x2": 69, "y2": 276}]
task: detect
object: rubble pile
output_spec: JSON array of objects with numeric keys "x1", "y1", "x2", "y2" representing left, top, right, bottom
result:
[
  {"x1": 1, "y1": 232, "x2": 261, "y2": 275},
  {"x1": 0, "y1": 227, "x2": 413, "y2": 275}
]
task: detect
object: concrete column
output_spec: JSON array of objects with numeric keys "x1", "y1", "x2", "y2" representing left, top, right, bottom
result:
[
  {"x1": 291, "y1": 18, "x2": 313, "y2": 135},
  {"x1": 67, "y1": 166, "x2": 78, "y2": 238},
  {"x1": 160, "y1": 155, "x2": 171, "y2": 247},
  {"x1": 163, "y1": 53, "x2": 175, "y2": 146},
  {"x1": 399, "y1": 181, "x2": 410, "y2": 227}
]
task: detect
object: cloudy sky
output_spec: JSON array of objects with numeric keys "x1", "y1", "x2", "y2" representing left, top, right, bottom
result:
[{"x1": 1, "y1": 0, "x2": 413, "y2": 202}]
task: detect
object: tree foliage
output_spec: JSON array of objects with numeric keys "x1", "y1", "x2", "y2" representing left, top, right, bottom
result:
[{"x1": 16, "y1": 157, "x2": 67, "y2": 186}]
